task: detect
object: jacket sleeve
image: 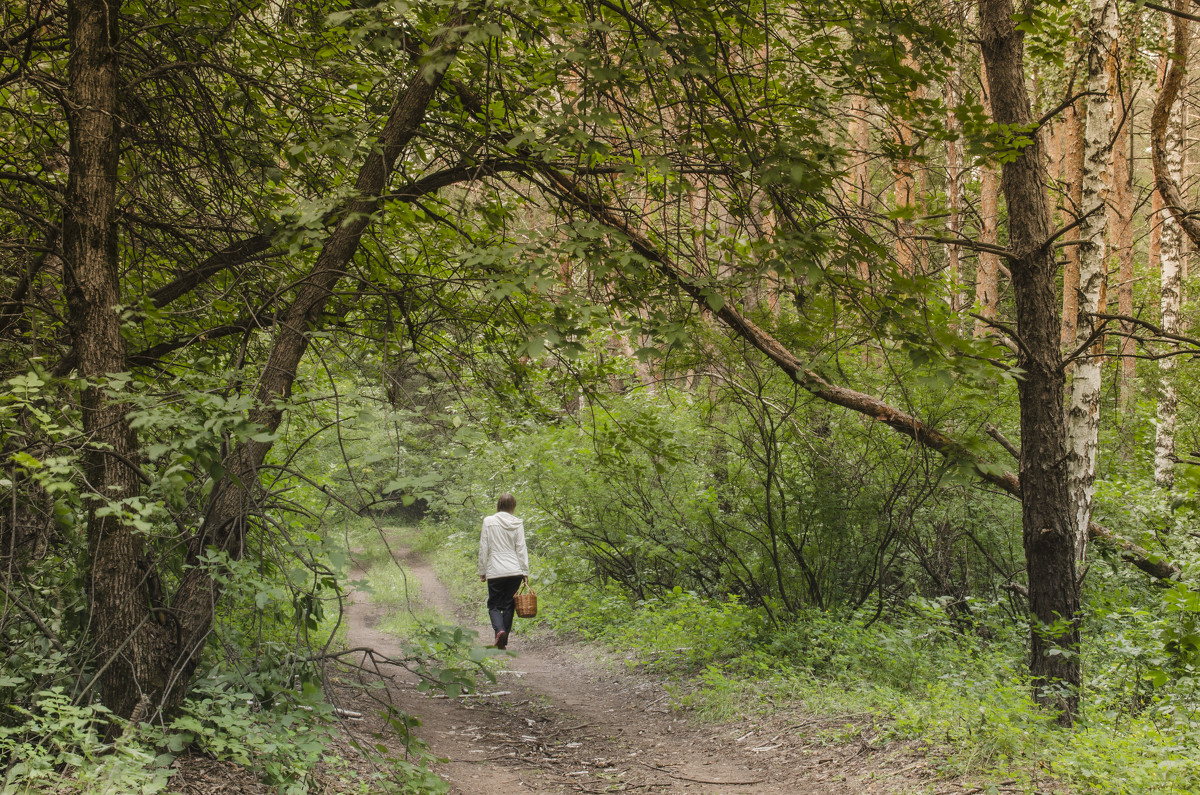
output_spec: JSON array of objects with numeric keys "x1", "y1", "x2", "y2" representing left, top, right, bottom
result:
[
  {"x1": 477, "y1": 519, "x2": 489, "y2": 577},
  {"x1": 517, "y1": 525, "x2": 529, "y2": 576}
]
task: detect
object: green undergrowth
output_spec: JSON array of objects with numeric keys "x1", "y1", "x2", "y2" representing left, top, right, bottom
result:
[
  {"x1": 362, "y1": 554, "x2": 443, "y2": 639},
  {"x1": 412, "y1": 518, "x2": 1200, "y2": 794},
  {"x1": 0, "y1": 520, "x2": 472, "y2": 795},
  {"x1": 0, "y1": 665, "x2": 442, "y2": 795},
  {"x1": 561, "y1": 587, "x2": 1200, "y2": 794}
]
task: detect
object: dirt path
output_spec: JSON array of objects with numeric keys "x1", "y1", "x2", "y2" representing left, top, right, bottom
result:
[{"x1": 338, "y1": 546, "x2": 941, "y2": 794}]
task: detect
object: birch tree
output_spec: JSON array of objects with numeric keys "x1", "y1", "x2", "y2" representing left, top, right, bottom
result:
[
  {"x1": 1151, "y1": 13, "x2": 1189, "y2": 488},
  {"x1": 1065, "y1": 0, "x2": 1117, "y2": 560}
]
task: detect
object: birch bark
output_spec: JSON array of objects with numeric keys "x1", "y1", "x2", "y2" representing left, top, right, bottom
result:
[
  {"x1": 1156, "y1": 80, "x2": 1185, "y2": 488},
  {"x1": 1065, "y1": 0, "x2": 1117, "y2": 561},
  {"x1": 1151, "y1": 8, "x2": 1191, "y2": 488}
]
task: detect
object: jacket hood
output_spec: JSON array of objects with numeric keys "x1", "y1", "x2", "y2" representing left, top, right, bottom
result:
[{"x1": 492, "y1": 511, "x2": 523, "y2": 532}]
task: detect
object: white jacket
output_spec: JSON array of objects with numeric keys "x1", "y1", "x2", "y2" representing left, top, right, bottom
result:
[{"x1": 478, "y1": 511, "x2": 529, "y2": 579}]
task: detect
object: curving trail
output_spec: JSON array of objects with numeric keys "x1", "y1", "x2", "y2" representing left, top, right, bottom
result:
[{"x1": 337, "y1": 543, "x2": 939, "y2": 794}]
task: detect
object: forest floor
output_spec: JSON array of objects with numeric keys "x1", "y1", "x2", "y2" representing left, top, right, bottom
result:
[{"x1": 310, "y1": 542, "x2": 981, "y2": 795}]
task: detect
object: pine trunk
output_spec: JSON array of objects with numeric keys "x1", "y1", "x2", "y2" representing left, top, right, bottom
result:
[
  {"x1": 975, "y1": 62, "x2": 1000, "y2": 335},
  {"x1": 980, "y1": 0, "x2": 1080, "y2": 725},
  {"x1": 1111, "y1": 52, "x2": 1135, "y2": 410},
  {"x1": 853, "y1": 95, "x2": 872, "y2": 286}
]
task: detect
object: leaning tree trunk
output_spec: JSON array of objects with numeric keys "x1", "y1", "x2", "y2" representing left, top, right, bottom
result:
[
  {"x1": 1065, "y1": 0, "x2": 1117, "y2": 562},
  {"x1": 979, "y1": 0, "x2": 1080, "y2": 725},
  {"x1": 148, "y1": 20, "x2": 470, "y2": 719}
]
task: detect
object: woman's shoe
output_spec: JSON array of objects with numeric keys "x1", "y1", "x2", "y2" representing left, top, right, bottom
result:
[{"x1": 495, "y1": 630, "x2": 508, "y2": 650}]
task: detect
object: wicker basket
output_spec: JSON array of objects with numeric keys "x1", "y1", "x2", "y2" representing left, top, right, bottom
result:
[{"x1": 514, "y1": 579, "x2": 538, "y2": 618}]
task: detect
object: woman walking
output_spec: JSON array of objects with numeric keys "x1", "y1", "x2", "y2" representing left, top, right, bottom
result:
[{"x1": 478, "y1": 493, "x2": 528, "y2": 650}]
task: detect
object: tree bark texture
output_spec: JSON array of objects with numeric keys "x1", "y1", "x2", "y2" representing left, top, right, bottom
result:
[
  {"x1": 1156, "y1": 80, "x2": 1185, "y2": 489},
  {"x1": 1060, "y1": 96, "x2": 1084, "y2": 348},
  {"x1": 979, "y1": 0, "x2": 1080, "y2": 724},
  {"x1": 1110, "y1": 43, "x2": 1135, "y2": 411},
  {"x1": 62, "y1": 0, "x2": 175, "y2": 727},
  {"x1": 893, "y1": 115, "x2": 916, "y2": 273},
  {"x1": 1065, "y1": 0, "x2": 1117, "y2": 562},
  {"x1": 1152, "y1": 8, "x2": 1190, "y2": 488},
  {"x1": 1153, "y1": 5, "x2": 1200, "y2": 250},
  {"x1": 975, "y1": 61, "x2": 1000, "y2": 336}
]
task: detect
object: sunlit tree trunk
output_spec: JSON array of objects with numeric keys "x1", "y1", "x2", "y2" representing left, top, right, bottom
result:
[
  {"x1": 852, "y1": 95, "x2": 872, "y2": 286},
  {"x1": 893, "y1": 120, "x2": 916, "y2": 273},
  {"x1": 893, "y1": 55, "x2": 921, "y2": 274},
  {"x1": 975, "y1": 61, "x2": 1000, "y2": 336},
  {"x1": 1060, "y1": 95, "x2": 1085, "y2": 349},
  {"x1": 1065, "y1": 0, "x2": 1117, "y2": 562},
  {"x1": 1111, "y1": 41, "x2": 1136, "y2": 411}
]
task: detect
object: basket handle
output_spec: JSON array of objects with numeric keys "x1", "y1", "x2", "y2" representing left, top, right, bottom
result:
[{"x1": 519, "y1": 576, "x2": 535, "y2": 595}]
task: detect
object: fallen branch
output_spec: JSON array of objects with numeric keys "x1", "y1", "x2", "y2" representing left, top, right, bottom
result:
[{"x1": 637, "y1": 762, "x2": 765, "y2": 786}]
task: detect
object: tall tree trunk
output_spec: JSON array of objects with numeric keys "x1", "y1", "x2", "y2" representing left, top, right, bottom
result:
[
  {"x1": 976, "y1": 165, "x2": 1001, "y2": 334},
  {"x1": 1060, "y1": 99, "x2": 1085, "y2": 349},
  {"x1": 1156, "y1": 78, "x2": 1185, "y2": 488},
  {"x1": 1065, "y1": 0, "x2": 1117, "y2": 562},
  {"x1": 893, "y1": 56, "x2": 919, "y2": 273},
  {"x1": 853, "y1": 95, "x2": 872, "y2": 286},
  {"x1": 63, "y1": 0, "x2": 171, "y2": 727},
  {"x1": 1111, "y1": 38, "x2": 1136, "y2": 411},
  {"x1": 947, "y1": 71, "x2": 964, "y2": 324},
  {"x1": 1151, "y1": 6, "x2": 1194, "y2": 488},
  {"x1": 975, "y1": 61, "x2": 1000, "y2": 335},
  {"x1": 979, "y1": 0, "x2": 1080, "y2": 724}
]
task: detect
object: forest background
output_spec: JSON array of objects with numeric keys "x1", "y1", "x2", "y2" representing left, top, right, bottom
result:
[{"x1": 7, "y1": 0, "x2": 1200, "y2": 790}]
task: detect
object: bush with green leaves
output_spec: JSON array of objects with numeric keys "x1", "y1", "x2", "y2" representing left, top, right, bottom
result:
[{"x1": 0, "y1": 689, "x2": 171, "y2": 795}]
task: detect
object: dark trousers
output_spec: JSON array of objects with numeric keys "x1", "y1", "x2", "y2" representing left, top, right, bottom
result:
[{"x1": 487, "y1": 575, "x2": 524, "y2": 636}]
